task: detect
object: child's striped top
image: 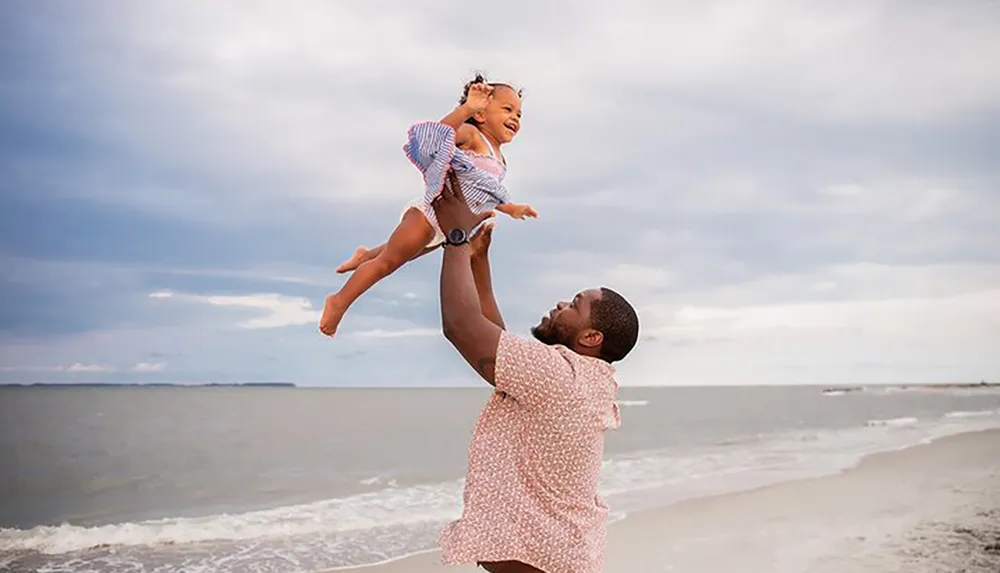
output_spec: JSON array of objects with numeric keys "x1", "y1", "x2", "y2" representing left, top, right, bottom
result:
[{"x1": 403, "y1": 121, "x2": 510, "y2": 233}]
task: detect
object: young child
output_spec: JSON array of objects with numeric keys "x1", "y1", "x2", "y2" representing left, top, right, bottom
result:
[{"x1": 319, "y1": 74, "x2": 536, "y2": 337}]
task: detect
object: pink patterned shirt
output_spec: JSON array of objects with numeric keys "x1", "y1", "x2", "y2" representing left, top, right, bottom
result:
[{"x1": 439, "y1": 330, "x2": 622, "y2": 573}]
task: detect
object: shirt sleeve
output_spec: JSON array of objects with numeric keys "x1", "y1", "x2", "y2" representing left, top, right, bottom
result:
[{"x1": 494, "y1": 330, "x2": 574, "y2": 409}]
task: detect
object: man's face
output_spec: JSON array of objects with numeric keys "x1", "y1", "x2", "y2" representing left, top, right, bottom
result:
[{"x1": 531, "y1": 289, "x2": 602, "y2": 347}]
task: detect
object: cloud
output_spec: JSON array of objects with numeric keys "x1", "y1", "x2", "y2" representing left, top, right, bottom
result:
[
  {"x1": 147, "y1": 287, "x2": 439, "y2": 336},
  {"x1": 352, "y1": 328, "x2": 439, "y2": 339},
  {"x1": 133, "y1": 362, "x2": 167, "y2": 373},
  {"x1": 149, "y1": 290, "x2": 319, "y2": 329},
  {"x1": 613, "y1": 262, "x2": 1000, "y2": 385},
  {"x1": 1, "y1": 0, "x2": 998, "y2": 386},
  {"x1": 0, "y1": 362, "x2": 170, "y2": 375},
  {"x1": 662, "y1": 290, "x2": 999, "y2": 338},
  {"x1": 0, "y1": 363, "x2": 116, "y2": 374},
  {"x1": 8, "y1": 0, "x2": 999, "y2": 216}
]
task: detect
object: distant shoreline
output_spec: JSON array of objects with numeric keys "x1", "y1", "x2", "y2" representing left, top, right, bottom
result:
[
  {"x1": 0, "y1": 382, "x2": 297, "y2": 388},
  {"x1": 1, "y1": 381, "x2": 995, "y2": 390},
  {"x1": 822, "y1": 381, "x2": 998, "y2": 394}
]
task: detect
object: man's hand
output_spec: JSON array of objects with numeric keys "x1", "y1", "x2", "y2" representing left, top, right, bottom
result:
[
  {"x1": 432, "y1": 168, "x2": 495, "y2": 236},
  {"x1": 470, "y1": 221, "x2": 494, "y2": 260}
]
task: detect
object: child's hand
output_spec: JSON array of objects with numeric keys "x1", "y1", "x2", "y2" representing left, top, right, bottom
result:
[
  {"x1": 464, "y1": 82, "x2": 493, "y2": 114},
  {"x1": 508, "y1": 204, "x2": 538, "y2": 220},
  {"x1": 496, "y1": 203, "x2": 537, "y2": 220}
]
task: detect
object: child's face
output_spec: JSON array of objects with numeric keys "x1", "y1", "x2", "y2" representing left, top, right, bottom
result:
[{"x1": 479, "y1": 85, "x2": 522, "y2": 144}]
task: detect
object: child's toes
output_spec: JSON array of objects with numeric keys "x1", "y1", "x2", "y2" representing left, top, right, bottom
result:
[{"x1": 336, "y1": 248, "x2": 369, "y2": 274}]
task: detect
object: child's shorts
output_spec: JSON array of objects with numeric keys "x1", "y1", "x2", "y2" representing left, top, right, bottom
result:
[{"x1": 401, "y1": 198, "x2": 445, "y2": 248}]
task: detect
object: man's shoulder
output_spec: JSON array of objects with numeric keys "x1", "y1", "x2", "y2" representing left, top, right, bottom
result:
[
  {"x1": 498, "y1": 330, "x2": 564, "y2": 365},
  {"x1": 494, "y1": 331, "x2": 618, "y2": 410},
  {"x1": 498, "y1": 331, "x2": 614, "y2": 379}
]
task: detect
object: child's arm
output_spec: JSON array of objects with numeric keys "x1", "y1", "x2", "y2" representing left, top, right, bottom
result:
[
  {"x1": 496, "y1": 203, "x2": 538, "y2": 220},
  {"x1": 440, "y1": 106, "x2": 477, "y2": 147},
  {"x1": 440, "y1": 83, "x2": 492, "y2": 148},
  {"x1": 453, "y1": 123, "x2": 481, "y2": 150}
]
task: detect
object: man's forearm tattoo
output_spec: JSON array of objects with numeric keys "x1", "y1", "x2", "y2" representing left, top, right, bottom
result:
[{"x1": 477, "y1": 357, "x2": 496, "y2": 379}]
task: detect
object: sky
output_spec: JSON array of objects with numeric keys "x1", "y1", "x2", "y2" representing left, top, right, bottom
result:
[{"x1": 1, "y1": 0, "x2": 999, "y2": 387}]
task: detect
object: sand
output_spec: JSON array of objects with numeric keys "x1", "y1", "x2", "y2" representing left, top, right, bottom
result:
[{"x1": 331, "y1": 429, "x2": 1000, "y2": 573}]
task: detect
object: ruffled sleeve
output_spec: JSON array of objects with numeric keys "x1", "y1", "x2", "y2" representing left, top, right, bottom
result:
[{"x1": 403, "y1": 121, "x2": 467, "y2": 201}]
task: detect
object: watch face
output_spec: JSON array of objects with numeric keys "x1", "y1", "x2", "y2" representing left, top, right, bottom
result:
[{"x1": 448, "y1": 228, "x2": 467, "y2": 244}]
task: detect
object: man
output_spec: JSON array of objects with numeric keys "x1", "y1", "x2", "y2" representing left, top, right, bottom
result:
[{"x1": 430, "y1": 169, "x2": 640, "y2": 573}]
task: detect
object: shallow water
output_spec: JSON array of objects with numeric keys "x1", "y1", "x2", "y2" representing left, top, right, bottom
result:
[{"x1": 2, "y1": 384, "x2": 999, "y2": 572}]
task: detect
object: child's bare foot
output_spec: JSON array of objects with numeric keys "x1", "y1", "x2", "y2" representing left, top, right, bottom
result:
[
  {"x1": 336, "y1": 248, "x2": 369, "y2": 274},
  {"x1": 318, "y1": 294, "x2": 347, "y2": 337}
]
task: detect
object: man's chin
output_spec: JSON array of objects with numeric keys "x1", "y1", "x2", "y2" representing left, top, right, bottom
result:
[{"x1": 530, "y1": 325, "x2": 556, "y2": 345}]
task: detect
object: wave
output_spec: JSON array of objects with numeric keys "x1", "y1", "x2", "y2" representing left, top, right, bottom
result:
[
  {"x1": 0, "y1": 482, "x2": 463, "y2": 555},
  {"x1": 944, "y1": 409, "x2": 997, "y2": 419},
  {"x1": 324, "y1": 548, "x2": 440, "y2": 572},
  {"x1": 4, "y1": 407, "x2": 999, "y2": 573},
  {"x1": 821, "y1": 386, "x2": 865, "y2": 396},
  {"x1": 865, "y1": 417, "x2": 918, "y2": 427},
  {"x1": 358, "y1": 474, "x2": 398, "y2": 487},
  {"x1": 869, "y1": 384, "x2": 1000, "y2": 396},
  {"x1": 616, "y1": 400, "x2": 649, "y2": 407},
  {"x1": 5, "y1": 411, "x2": 991, "y2": 557}
]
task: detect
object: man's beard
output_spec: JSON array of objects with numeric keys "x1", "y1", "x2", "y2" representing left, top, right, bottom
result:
[{"x1": 530, "y1": 324, "x2": 562, "y2": 346}]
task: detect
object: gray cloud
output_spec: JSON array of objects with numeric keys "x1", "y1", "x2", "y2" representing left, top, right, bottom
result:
[{"x1": 1, "y1": 0, "x2": 998, "y2": 385}]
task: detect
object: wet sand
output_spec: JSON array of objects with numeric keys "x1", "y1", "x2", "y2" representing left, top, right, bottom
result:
[{"x1": 330, "y1": 429, "x2": 1000, "y2": 573}]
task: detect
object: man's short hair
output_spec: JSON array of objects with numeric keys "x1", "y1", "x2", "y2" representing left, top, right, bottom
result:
[{"x1": 590, "y1": 287, "x2": 639, "y2": 363}]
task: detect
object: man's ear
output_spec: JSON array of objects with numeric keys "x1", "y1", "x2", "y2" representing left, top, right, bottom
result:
[{"x1": 577, "y1": 328, "x2": 603, "y2": 351}]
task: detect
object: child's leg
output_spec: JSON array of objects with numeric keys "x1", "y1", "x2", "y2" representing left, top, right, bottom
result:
[
  {"x1": 319, "y1": 209, "x2": 435, "y2": 337},
  {"x1": 336, "y1": 242, "x2": 439, "y2": 274},
  {"x1": 413, "y1": 244, "x2": 440, "y2": 260},
  {"x1": 336, "y1": 244, "x2": 384, "y2": 274}
]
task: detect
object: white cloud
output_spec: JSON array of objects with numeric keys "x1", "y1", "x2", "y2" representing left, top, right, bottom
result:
[
  {"x1": 815, "y1": 178, "x2": 983, "y2": 222},
  {"x1": 352, "y1": 328, "x2": 439, "y2": 339},
  {"x1": 66, "y1": 362, "x2": 114, "y2": 373},
  {"x1": 34, "y1": 0, "x2": 1000, "y2": 218},
  {"x1": 534, "y1": 260, "x2": 677, "y2": 299},
  {"x1": 570, "y1": 0, "x2": 1000, "y2": 125},
  {"x1": 662, "y1": 290, "x2": 999, "y2": 338},
  {"x1": 614, "y1": 262, "x2": 1000, "y2": 385},
  {"x1": 0, "y1": 363, "x2": 116, "y2": 373},
  {"x1": 133, "y1": 362, "x2": 168, "y2": 373},
  {"x1": 3, "y1": 1, "x2": 999, "y2": 388},
  {"x1": 201, "y1": 294, "x2": 319, "y2": 329},
  {"x1": 150, "y1": 290, "x2": 319, "y2": 329}
]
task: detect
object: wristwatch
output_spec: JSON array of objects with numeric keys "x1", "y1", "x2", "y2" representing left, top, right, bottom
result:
[{"x1": 444, "y1": 227, "x2": 469, "y2": 247}]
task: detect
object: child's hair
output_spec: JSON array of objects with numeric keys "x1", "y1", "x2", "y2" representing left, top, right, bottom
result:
[{"x1": 458, "y1": 72, "x2": 523, "y2": 126}]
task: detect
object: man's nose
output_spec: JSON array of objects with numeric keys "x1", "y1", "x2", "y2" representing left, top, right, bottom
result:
[{"x1": 556, "y1": 301, "x2": 568, "y2": 310}]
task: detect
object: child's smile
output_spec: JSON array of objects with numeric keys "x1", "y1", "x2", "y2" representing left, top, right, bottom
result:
[{"x1": 482, "y1": 86, "x2": 522, "y2": 143}]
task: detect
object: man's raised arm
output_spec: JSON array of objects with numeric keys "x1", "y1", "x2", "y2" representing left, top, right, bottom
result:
[
  {"x1": 433, "y1": 170, "x2": 503, "y2": 385},
  {"x1": 470, "y1": 223, "x2": 506, "y2": 331}
]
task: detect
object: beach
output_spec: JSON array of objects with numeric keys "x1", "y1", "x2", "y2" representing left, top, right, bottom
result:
[
  {"x1": 334, "y1": 428, "x2": 1000, "y2": 573},
  {"x1": 3, "y1": 386, "x2": 998, "y2": 572}
]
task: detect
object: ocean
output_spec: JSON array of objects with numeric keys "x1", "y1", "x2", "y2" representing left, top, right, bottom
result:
[{"x1": 1, "y1": 384, "x2": 999, "y2": 573}]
